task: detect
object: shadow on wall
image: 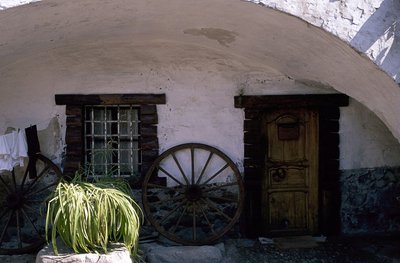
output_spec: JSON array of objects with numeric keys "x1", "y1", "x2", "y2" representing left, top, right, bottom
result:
[{"x1": 350, "y1": 0, "x2": 400, "y2": 83}]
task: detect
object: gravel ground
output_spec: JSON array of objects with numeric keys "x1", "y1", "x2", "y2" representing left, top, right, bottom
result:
[
  {"x1": 221, "y1": 235, "x2": 400, "y2": 263},
  {"x1": 0, "y1": 254, "x2": 37, "y2": 263},
  {"x1": 1, "y1": 235, "x2": 399, "y2": 263}
]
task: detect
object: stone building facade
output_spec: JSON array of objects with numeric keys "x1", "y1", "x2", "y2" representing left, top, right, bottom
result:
[{"x1": 0, "y1": 0, "x2": 399, "y2": 236}]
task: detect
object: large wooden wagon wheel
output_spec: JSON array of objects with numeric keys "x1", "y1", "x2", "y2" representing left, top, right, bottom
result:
[
  {"x1": 142, "y1": 143, "x2": 244, "y2": 245},
  {"x1": 0, "y1": 154, "x2": 63, "y2": 255}
]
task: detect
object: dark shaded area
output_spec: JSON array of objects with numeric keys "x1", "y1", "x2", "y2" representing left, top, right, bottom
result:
[
  {"x1": 319, "y1": 108, "x2": 341, "y2": 235},
  {"x1": 221, "y1": 235, "x2": 400, "y2": 263}
]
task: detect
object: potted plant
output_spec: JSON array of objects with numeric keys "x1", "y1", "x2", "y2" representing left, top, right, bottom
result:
[{"x1": 45, "y1": 167, "x2": 143, "y2": 259}]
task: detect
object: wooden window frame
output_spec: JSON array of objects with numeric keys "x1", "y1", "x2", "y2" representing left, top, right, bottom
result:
[{"x1": 55, "y1": 94, "x2": 166, "y2": 188}]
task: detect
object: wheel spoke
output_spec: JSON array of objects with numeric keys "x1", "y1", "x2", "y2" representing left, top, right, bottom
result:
[
  {"x1": 204, "y1": 194, "x2": 237, "y2": 203},
  {"x1": 0, "y1": 210, "x2": 14, "y2": 246},
  {"x1": 16, "y1": 210, "x2": 22, "y2": 249},
  {"x1": 149, "y1": 194, "x2": 185, "y2": 205},
  {"x1": 201, "y1": 198, "x2": 232, "y2": 222},
  {"x1": 20, "y1": 159, "x2": 31, "y2": 191},
  {"x1": 26, "y1": 199, "x2": 46, "y2": 204},
  {"x1": 25, "y1": 181, "x2": 58, "y2": 198},
  {"x1": 195, "y1": 152, "x2": 213, "y2": 185},
  {"x1": 146, "y1": 183, "x2": 183, "y2": 193},
  {"x1": 191, "y1": 147, "x2": 195, "y2": 185},
  {"x1": 23, "y1": 164, "x2": 52, "y2": 193},
  {"x1": 171, "y1": 153, "x2": 190, "y2": 185},
  {"x1": 11, "y1": 169, "x2": 18, "y2": 191},
  {"x1": 157, "y1": 165, "x2": 184, "y2": 186},
  {"x1": 22, "y1": 205, "x2": 41, "y2": 218},
  {"x1": 201, "y1": 164, "x2": 229, "y2": 185},
  {"x1": 21, "y1": 207, "x2": 42, "y2": 240},
  {"x1": 202, "y1": 182, "x2": 238, "y2": 193},
  {"x1": 170, "y1": 202, "x2": 189, "y2": 234},
  {"x1": 0, "y1": 154, "x2": 62, "y2": 253},
  {"x1": 159, "y1": 200, "x2": 186, "y2": 224},
  {"x1": 143, "y1": 143, "x2": 244, "y2": 245},
  {"x1": 0, "y1": 209, "x2": 10, "y2": 222},
  {"x1": 198, "y1": 203, "x2": 216, "y2": 235},
  {"x1": 0, "y1": 176, "x2": 12, "y2": 194},
  {"x1": 192, "y1": 203, "x2": 196, "y2": 241}
]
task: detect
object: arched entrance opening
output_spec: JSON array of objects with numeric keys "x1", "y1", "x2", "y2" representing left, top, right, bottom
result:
[{"x1": 1, "y1": 0, "x2": 399, "y2": 238}]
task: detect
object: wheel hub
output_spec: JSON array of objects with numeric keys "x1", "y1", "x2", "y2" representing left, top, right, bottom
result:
[
  {"x1": 185, "y1": 185, "x2": 203, "y2": 202},
  {"x1": 6, "y1": 191, "x2": 25, "y2": 209}
]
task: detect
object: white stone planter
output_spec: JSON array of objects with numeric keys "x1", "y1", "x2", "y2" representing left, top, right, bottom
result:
[{"x1": 36, "y1": 239, "x2": 133, "y2": 263}]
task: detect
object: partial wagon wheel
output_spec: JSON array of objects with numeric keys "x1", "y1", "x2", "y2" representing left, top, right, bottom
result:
[
  {"x1": 0, "y1": 154, "x2": 63, "y2": 255},
  {"x1": 142, "y1": 143, "x2": 244, "y2": 245}
]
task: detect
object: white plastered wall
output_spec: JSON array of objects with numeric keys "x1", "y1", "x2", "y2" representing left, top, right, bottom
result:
[
  {"x1": 2, "y1": 0, "x2": 398, "y2": 83},
  {"x1": 1, "y1": 40, "x2": 399, "y2": 170},
  {"x1": 0, "y1": 0, "x2": 399, "y2": 171}
]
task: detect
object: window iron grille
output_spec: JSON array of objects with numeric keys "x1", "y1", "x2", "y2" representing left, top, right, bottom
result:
[{"x1": 84, "y1": 105, "x2": 141, "y2": 178}]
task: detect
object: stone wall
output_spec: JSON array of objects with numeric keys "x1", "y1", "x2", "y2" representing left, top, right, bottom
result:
[
  {"x1": 249, "y1": 0, "x2": 400, "y2": 83},
  {"x1": 340, "y1": 166, "x2": 400, "y2": 234}
]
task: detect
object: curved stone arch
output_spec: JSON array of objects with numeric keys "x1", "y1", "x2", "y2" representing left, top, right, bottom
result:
[
  {"x1": 248, "y1": 0, "x2": 400, "y2": 83},
  {"x1": 0, "y1": 0, "x2": 400, "y2": 141}
]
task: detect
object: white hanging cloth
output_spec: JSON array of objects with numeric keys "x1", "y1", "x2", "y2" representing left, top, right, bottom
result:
[{"x1": 0, "y1": 130, "x2": 28, "y2": 171}]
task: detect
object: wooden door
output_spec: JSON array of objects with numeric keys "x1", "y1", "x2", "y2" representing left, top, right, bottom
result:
[{"x1": 262, "y1": 108, "x2": 318, "y2": 235}]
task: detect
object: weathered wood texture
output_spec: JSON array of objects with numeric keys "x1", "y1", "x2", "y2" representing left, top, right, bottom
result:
[
  {"x1": 242, "y1": 109, "x2": 264, "y2": 237},
  {"x1": 55, "y1": 94, "x2": 166, "y2": 105},
  {"x1": 235, "y1": 94, "x2": 348, "y2": 109},
  {"x1": 139, "y1": 104, "x2": 160, "y2": 183},
  {"x1": 262, "y1": 108, "x2": 319, "y2": 235},
  {"x1": 318, "y1": 107, "x2": 341, "y2": 234},
  {"x1": 56, "y1": 94, "x2": 165, "y2": 187},
  {"x1": 237, "y1": 95, "x2": 347, "y2": 237},
  {"x1": 63, "y1": 105, "x2": 83, "y2": 176}
]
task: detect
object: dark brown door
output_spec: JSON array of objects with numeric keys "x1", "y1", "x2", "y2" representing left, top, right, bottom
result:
[{"x1": 261, "y1": 108, "x2": 318, "y2": 235}]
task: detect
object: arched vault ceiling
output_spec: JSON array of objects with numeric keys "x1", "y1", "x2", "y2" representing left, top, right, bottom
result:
[{"x1": 1, "y1": 0, "x2": 400, "y2": 141}]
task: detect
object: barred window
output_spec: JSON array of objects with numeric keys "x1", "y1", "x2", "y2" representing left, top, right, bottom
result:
[
  {"x1": 84, "y1": 105, "x2": 141, "y2": 177},
  {"x1": 55, "y1": 93, "x2": 165, "y2": 187}
]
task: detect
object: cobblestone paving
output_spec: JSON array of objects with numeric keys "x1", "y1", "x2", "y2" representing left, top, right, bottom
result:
[
  {"x1": 221, "y1": 236, "x2": 400, "y2": 263},
  {"x1": 0, "y1": 254, "x2": 36, "y2": 263},
  {"x1": 1, "y1": 235, "x2": 399, "y2": 262}
]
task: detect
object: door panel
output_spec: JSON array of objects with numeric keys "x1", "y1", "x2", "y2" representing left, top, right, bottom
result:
[
  {"x1": 269, "y1": 191, "x2": 308, "y2": 230},
  {"x1": 268, "y1": 166, "x2": 307, "y2": 188},
  {"x1": 262, "y1": 108, "x2": 318, "y2": 235}
]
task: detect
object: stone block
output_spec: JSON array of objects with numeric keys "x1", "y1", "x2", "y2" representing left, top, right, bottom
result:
[
  {"x1": 141, "y1": 243, "x2": 224, "y2": 263},
  {"x1": 36, "y1": 239, "x2": 133, "y2": 263}
]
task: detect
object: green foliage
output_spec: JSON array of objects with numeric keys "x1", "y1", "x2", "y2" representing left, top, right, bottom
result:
[{"x1": 45, "y1": 170, "x2": 143, "y2": 257}]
